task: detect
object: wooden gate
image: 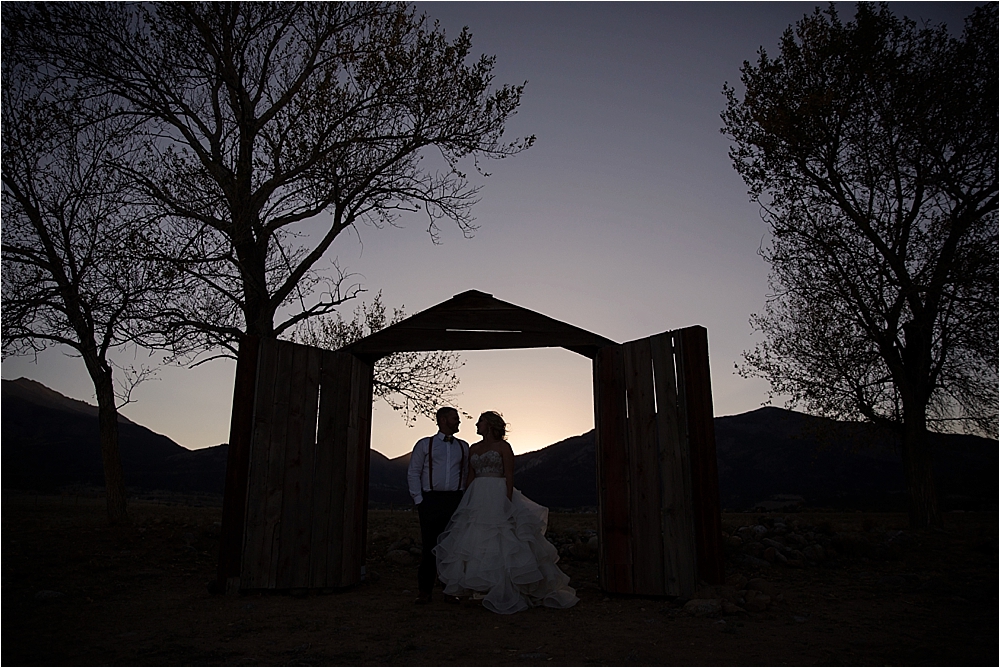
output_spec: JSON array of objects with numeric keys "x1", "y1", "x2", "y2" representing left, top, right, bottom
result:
[
  {"x1": 218, "y1": 292, "x2": 722, "y2": 596},
  {"x1": 240, "y1": 338, "x2": 373, "y2": 589},
  {"x1": 594, "y1": 326, "x2": 723, "y2": 597}
]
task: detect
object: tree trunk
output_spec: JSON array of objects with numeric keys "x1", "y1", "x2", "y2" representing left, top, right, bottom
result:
[
  {"x1": 900, "y1": 407, "x2": 941, "y2": 529},
  {"x1": 84, "y1": 355, "x2": 129, "y2": 524}
]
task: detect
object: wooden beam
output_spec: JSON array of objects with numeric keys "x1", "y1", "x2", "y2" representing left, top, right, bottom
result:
[
  {"x1": 348, "y1": 328, "x2": 609, "y2": 357},
  {"x1": 397, "y1": 307, "x2": 607, "y2": 336}
]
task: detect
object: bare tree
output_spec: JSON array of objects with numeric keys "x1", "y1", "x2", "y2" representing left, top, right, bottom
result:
[
  {"x1": 722, "y1": 3, "x2": 998, "y2": 528},
  {"x1": 292, "y1": 293, "x2": 465, "y2": 424},
  {"x1": 1, "y1": 10, "x2": 167, "y2": 523},
  {"x1": 28, "y1": 2, "x2": 533, "y2": 358}
]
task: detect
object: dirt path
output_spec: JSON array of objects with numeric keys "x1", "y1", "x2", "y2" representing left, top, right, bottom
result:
[{"x1": 3, "y1": 494, "x2": 996, "y2": 665}]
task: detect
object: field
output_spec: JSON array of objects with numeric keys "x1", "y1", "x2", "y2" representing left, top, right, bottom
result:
[{"x1": 3, "y1": 492, "x2": 997, "y2": 666}]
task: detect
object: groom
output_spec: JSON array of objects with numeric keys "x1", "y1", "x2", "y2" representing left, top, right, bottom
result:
[{"x1": 407, "y1": 406, "x2": 469, "y2": 604}]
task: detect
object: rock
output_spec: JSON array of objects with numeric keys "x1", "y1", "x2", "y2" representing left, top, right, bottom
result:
[
  {"x1": 721, "y1": 601, "x2": 747, "y2": 615},
  {"x1": 728, "y1": 535, "x2": 743, "y2": 548},
  {"x1": 762, "y1": 538, "x2": 785, "y2": 551},
  {"x1": 773, "y1": 551, "x2": 788, "y2": 565},
  {"x1": 733, "y1": 553, "x2": 771, "y2": 569},
  {"x1": 726, "y1": 574, "x2": 748, "y2": 589},
  {"x1": 772, "y1": 522, "x2": 788, "y2": 535},
  {"x1": 745, "y1": 541, "x2": 764, "y2": 557},
  {"x1": 803, "y1": 544, "x2": 826, "y2": 562},
  {"x1": 786, "y1": 533, "x2": 807, "y2": 546},
  {"x1": 182, "y1": 531, "x2": 196, "y2": 546},
  {"x1": 408, "y1": 547, "x2": 422, "y2": 558},
  {"x1": 692, "y1": 585, "x2": 742, "y2": 603},
  {"x1": 763, "y1": 547, "x2": 777, "y2": 562},
  {"x1": 744, "y1": 592, "x2": 771, "y2": 611},
  {"x1": 385, "y1": 550, "x2": 414, "y2": 565},
  {"x1": 751, "y1": 525, "x2": 768, "y2": 540},
  {"x1": 746, "y1": 578, "x2": 776, "y2": 596},
  {"x1": 569, "y1": 538, "x2": 595, "y2": 559},
  {"x1": 683, "y1": 599, "x2": 722, "y2": 617},
  {"x1": 35, "y1": 590, "x2": 65, "y2": 601},
  {"x1": 790, "y1": 549, "x2": 806, "y2": 562},
  {"x1": 387, "y1": 538, "x2": 412, "y2": 552}
]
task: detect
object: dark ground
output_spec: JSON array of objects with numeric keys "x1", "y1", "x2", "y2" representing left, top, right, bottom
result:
[{"x1": 3, "y1": 492, "x2": 997, "y2": 666}]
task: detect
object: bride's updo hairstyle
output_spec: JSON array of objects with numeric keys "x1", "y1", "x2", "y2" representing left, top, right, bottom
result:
[{"x1": 479, "y1": 411, "x2": 507, "y2": 440}]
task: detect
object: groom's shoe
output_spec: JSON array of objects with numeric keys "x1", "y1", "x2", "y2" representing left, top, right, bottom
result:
[
  {"x1": 415, "y1": 591, "x2": 432, "y2": 605},
  {"x1": 443, "y1": 595, "x2": 461, "y2": 605}
]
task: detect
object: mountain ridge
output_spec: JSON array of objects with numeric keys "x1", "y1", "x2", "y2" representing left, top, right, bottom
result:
[{"x1": 3, "y1": 378, "x2": 995, "y2": 510}]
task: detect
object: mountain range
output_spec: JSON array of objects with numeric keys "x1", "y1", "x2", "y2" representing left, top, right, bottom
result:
[{"x1": 3, "y1": 377, "x2": 996, "y2": 511}]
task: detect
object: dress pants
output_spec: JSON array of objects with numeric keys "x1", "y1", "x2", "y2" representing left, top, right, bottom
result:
[{"x1": 417, "y1": 490, "x2": 464, "y2": 595}]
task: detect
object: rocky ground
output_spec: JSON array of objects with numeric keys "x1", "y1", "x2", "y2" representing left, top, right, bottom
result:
[{"x1": 3, "y1": 492, "x2": 997, "y2": 666}]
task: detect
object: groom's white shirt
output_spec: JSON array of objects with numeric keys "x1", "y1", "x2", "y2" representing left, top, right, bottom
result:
[{"x1": 407, "y1": 432, "x2": 469, "y2": 505}]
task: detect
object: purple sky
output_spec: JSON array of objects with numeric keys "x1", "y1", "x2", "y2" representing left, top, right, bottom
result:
[{"x1": 2, "y1": 2, "x2": 980, "y2": 458}]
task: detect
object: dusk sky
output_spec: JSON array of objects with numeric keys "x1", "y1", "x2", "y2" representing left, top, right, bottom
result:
[{"x1": 2, "y1": 2, "x2": 980, "y2": 459}]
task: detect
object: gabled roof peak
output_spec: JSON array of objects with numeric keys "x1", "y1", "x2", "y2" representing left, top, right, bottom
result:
[{"x1": 342, "y1": 290, "x2": 616, "y2": 360}]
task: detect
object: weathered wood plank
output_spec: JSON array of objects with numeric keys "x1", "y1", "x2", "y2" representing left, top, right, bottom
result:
[
  {"x1": 261, "y1": 340, "x2": 295, "y2": 588},
  {"x1": 296, "y1": 346, "x2": 322, "y2": 587},
  {"x1": 623, "y1": 338, "x2": 664, "y2": 596},
  {"x1": 218, "y1": 335, "x2": 261, "y2": 589},
  {"x1": 678, "y1": 327, "x2": 724, "y2": 585},
  {"x1": 275, "y1": 343, "x2": 309, "y2": 588},
  {"x1": 650, "y1": 332, "x2": 696, "y2": 598},
  {"x1": 593, "y1": 345, "x2": 633, "y2": 594},
  {"x1": 352, "y1": 357, "x2": 375, "y2": 585},
  {"x1": 322, "y1": 352, "x2": 350, "y2": 586},
  {"x1": 240, "y1": 337, "x2": 276, "y2": 589},
  {"x1": 340, "y1": 355, "x2": 368, "y2": 586},
  {"x1": 309, "y1": 350, "x2": 337, "y2": 588}
]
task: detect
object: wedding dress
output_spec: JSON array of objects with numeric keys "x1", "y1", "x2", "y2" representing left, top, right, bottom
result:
[{"x1": 433, "y1": 449, "x2": 579, "y2": 614}]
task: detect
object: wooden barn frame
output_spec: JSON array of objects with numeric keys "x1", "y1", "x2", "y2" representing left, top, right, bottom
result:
[{"x1": 216, "y1": 290, "x2": 723, "y2": 597}]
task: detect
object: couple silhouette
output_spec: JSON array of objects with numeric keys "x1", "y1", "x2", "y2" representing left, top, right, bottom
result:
[{"x1": 407, "y1": 407, "x2": 578, "y2": 614}]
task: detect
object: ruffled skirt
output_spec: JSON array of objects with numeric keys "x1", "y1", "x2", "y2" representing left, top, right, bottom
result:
[{"x1": 433, "y1": 477, "x2": 579, "y2": 614}]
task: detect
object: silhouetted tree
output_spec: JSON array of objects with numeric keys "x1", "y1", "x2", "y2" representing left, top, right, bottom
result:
[
  {"x1": 27, "y1": 2, "x2": 532, "y2": 357},
  {"x1": 292, "y1": 293, "x2": 465, "y2": 424},
  {"x1": 1, "y1": 10, "x2": 167, "y2": 523},
  {"x1": 723, "y1": 3, "x2": 998, "y2": 528}
]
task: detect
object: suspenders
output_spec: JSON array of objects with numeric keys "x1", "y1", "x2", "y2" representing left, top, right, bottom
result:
[{"x1": 426, "y1": 435, "x2": 465, "y2": 492}]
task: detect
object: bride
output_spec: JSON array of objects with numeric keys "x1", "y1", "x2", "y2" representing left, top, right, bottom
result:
[{"x1": 433, "y1": 411, "x2": 579, "y2": 614}]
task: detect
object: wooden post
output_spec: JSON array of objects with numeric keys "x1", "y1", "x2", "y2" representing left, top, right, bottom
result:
[
  {"x1": 678, "y1": 326, "x2": 724, "y2": 585},
  {"x1": 623, "y1": 338, "x2": 665, "y2": 595},
  {"x1": 593, "y1": 345, "x2": 633, "y2": 594},
  {"x1": 215, "y1": 335, "x2": 261, "y2": 593}
]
